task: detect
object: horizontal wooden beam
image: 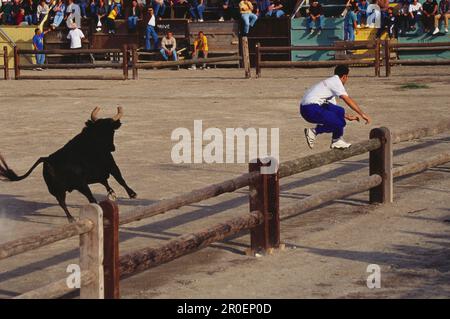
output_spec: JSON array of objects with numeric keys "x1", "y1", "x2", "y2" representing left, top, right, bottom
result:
[
  {"x1": 136, "y1": 55, "x2": 241, "y2": 69},
  {"x1": 259, "y1": 44, "x2": 375, "y2": 52},
  {"x1": 279, "y1": 138, "x2": 381, "y2": 179},
  {"x1": 119, "y1": 171, "x2": 260, "y2": 225},
  {"x1": 390, "y1": 59, "x2": 450, "y2": 66},
  {"x1": 259, "y1": 60, "x2": 373, "y2": 67},
  {"x1": 119, "y1": 211, "x2": 263, "y2": 278},
  {"x1": 389, "y1": 41, "x2": 450, "y2": 48},
  {"x1": 0, "y1": 219, "x2": 93, "y2": 260},
  {"x1": 391, "y1": 119, "x2": 450, "y2": 144},
  {"x1": 19, "y1": 63, "x2": 124, "y2": 70},
  {"x1": 280, "y1": 174, "x2": 382, "y2": 219},
  {"x1": 17, "y1": 75, "x2": 125, "y2": 80},
  {"x1": 18, "y1": 49, "x2": 122, "y2": 54},
  {"x1": 393, "y1": 152, "x2": 450, "y2": 178}
]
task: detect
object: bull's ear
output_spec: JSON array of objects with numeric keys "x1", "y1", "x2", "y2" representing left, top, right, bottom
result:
[{"x1": 112, "y1": 120, "x2": 122, "y2": 130}]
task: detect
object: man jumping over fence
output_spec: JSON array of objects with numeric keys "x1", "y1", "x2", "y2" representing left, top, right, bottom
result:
[{"x1": 300, "y1": 65, "x2": 371, "y2": 149}]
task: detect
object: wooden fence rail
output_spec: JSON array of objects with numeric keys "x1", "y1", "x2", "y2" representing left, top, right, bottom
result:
[
  {"x1": 14, "y1": 46, "x2": 129, "y2": 80},
  {"x1": 2, "y1": 46, "x2": 9, "y2": 80}
]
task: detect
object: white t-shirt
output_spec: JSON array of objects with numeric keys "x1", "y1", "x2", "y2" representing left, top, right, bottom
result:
[
  {"x1": 409, "y1": 3, "x2": 422, "y2": 13},
  {"x1": 301, "y1": 75, "x2": 348, "y2": 105},
  {"x1": 148, "y1": 15, "x2": 155, "y2": 27},
  {"x1": 67, "y1": 28, "x2": 85, "y2": 49}
]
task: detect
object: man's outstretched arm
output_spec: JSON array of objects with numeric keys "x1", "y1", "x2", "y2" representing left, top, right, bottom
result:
[{"x1": 340, "y1": 95, "x2": 371, "y2": 124}]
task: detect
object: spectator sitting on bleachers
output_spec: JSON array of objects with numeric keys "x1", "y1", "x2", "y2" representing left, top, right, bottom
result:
[
  {"x1": 367, "y1": 0, "x2": 381, "y2": 28},
  {"x1": 110, "y1": 0, "x2": 123, "y2": 17},
  {"x1": 266, "y1": 0, "x2": 285, "y2": 18},
  {"x1": 218, "y1": 0, "x2": 229, "y2": 21},
  {"x1": 357, "y1": 0, "x2": 368, "y2": 27},
  {"x1": 408, "y1": 0, "x2": 423, "y2": 31},
  {"x1": 308, "y1": 0, "x2": 324, "y2": 35},
  {"x1": 239, "y1": 0, "x2": 257, "y2": 35},
  {"x1": 93, "y1": 0, "x2": 108, "y2": 31},
  {"x1": 422, "y1": 0, "x2": 438, "y2": 33},
  {"x1": 66, "y1": 0, "x2": 82, "y2": 28},
  {"x1": 11, "y1": 0, "x2": 20, "y2": 23},
  {"x1": 172, "y1": 0, "x2": 189, "y2": 19},
  {"x1": 126, "y1": 0, "x2": 142, "y2": 32},
  {"x1": 0, "y1": 1, "x2": 13, "y2": 25},
  {"x1": 51, "y1": 0, "x2": 66, "y2": 29},
  {"x1": 21, "y1": 0, "x2": 37, "y2": 25},
  {"x1": 188, "y1": 0, "x2": 205, "y2": 22},
  {"x1": 434, "y1": 0, "x2": 449, "y2": 34},
  {"x1": 160, "y1": 30, "x2": 178, "y2": 61},
  {"x1": 398, "y1": 0, "x2": 410, "y2": 35},
  {"x1": 106, "y1": 4, "x2": 119, "y2": 33},
  {"x1": 36, "y1": 0, "x2": 49, "y2": 23},
  {"x1": 153, "y1": 0, "x2": 166, "y2": 18},
  {"x1": 189, "y1": 30, "x2": 208, "y2": 69},
  {"x1": 79, "y1": 0, "x2": 88, "y2": 19},
  {"x1": 256, "y1": 0, "x2": 270, "y2": 17}
]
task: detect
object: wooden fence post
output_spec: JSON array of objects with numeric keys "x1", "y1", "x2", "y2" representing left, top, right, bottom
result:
[
  {"x1": 122, "y1": 44, "x2": 128, "y2": 80},
  {"x1": 100, "y1": 200, "x2": 120, "y2": 299},
  {"x1": 255, "y1": 42, "x2": 261, "y2": 78},
  {"x1": 13, "y1": 46, "x2": 19, "y2": 80},
  {"x1": 3, "y1": 46, "x2": 9, "y2": 80},
  {"x1": 384, "y1": 39, "x2": 391, "y2": 77},
  {"x1": 369, "y1": 127, "x2": 393, "y2": 204},
  {"x1": 241, "y1": 36, "x2": 251, "y2": 79},
  {"x1": 132, "y1": 45, "x2": 138, "y2": 80},
  {"x1": 374, "y1": 39, "x2": 380, "y2": 77},
  {"x1": 79, "y1": 204, "x2": 104, "y2": 299},
  {"x1": 248, "y1": 159, "x2": 280, "y2": 255}
]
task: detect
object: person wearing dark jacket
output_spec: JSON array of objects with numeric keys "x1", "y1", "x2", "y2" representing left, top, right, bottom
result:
[{"x1": 126, "y1": 0, "x2": 142, "y2": 32}]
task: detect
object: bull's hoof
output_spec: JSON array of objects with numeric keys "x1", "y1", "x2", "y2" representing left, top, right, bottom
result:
[
  {"x1": 107, "y1": 191, "x2": 118, "y2": 201},
  {"x1": 129, "y1": 191, "x2": 137, "y2": 199}
]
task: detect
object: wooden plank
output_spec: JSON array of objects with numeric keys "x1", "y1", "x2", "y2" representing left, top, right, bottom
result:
[
  {"x1": 393, "y1": 152, "x2": 450, "y2": 178},
  {"x1": 136, "y1": 55, "x2": 241, "y2": 69},
  {"x1": 391, "y1": 119, "x2": 450, "y2": 143},
  {"x1": 119, "y1": 211, "x2": 264, "y2": 278},
  {"x1": 280, "y1": 175, "x2": 382, "y2": 219},
  {"x1": 241, "y1": 36, "x2": 251, "y2": 79},
  {"x1": 0, "y1": 219, "x2": 93, "y2": 260},
  {"x1": 79, "y1": 204, "x2": 104, "y2": 299},
  {"x1": 17, "y1": 75, "x2": 125, "y2": 80},
  {"x1": 19, "y1": 63, "x2": 124, "y2": 70}
]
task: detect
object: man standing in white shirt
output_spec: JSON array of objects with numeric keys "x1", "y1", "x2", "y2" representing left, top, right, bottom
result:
[
  {"x1": 300, "y1": 65, "x2": 371, "y2": 149},
  {"x1": 67, "y1": 23, "x2": 85, "y2": 63},
  {"x1": 145, "y1": 7, "x2": 159, "y2": 50}
]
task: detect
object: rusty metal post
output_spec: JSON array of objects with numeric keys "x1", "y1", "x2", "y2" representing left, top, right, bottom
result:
[
  {"x1": 13, "y1": 46, "x2": 20, "y2": 80},
  {"x1": 100, "y1": 200, "x2": 120, "y2": 299},
  {"x1": 3, "y1": 46, "x2": 9, "y2": 80},
  {"x1": 384, "y1": 39, "x2": 391, "y2": 77},
  {"x1": 248, "y1": 159, "x2": 280, "y2": 255},
  {"x1": 369, "y1": 127, "x2": 393, "y2": 204},
  {"x1": 255, "y1": 42, "x2": 261, "y2": 78},
  {"x1": 122, "y1": 44, "x2": 128, "y2": 80}
]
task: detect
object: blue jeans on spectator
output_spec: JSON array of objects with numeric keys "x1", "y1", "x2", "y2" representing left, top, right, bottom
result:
[
  {"x1": 190, "y1": 4, "x2": 205, "y2": 20},
  {"x1": 344, "y1": 25, "x2": 355, "y2": 41},
  {"x1": 300, "y1": 103, "x2": 346, "y2": 140},
  {"x1": 241, "y1": 13, "x2": 258, "y2": 34},
  {"x1": 266, "y1": 9, "x2": 285, "y2": 18},
  {"x1": 53, "y1": 12, "x2": 64, "y2": 27},
  {"x1": 35, "y1": 53, "x2": 45, "y2": 65},
  {"x1": 128, "y1": 16, "x2": 138, "y2": 29},
  {"x1": 24, "y1": 14, "x2": 36, "y2": 25},
  {"x1": 357, "y1": 11, "x2": 367, "y2": 25},
  {"x1": 146, "y1": 25, "x2": 159, "y2": 50},
  {"x1": 154, "y1": 2, "x2": 166, "y2": 17},
  {"x1": 307, "y1": 15, "x2": 324, "y2": 30},
  {"x1": 160, "y1": 48, "x2": 178, "y2": 61}
]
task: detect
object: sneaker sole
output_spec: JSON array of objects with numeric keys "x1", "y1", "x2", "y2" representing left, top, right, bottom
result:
[
  {"x1": 330, "y1": 145, "x2": 351, "y2": 149},
  {"x1": 304, "y1": 128, "x2": 314, "y2": 149}
]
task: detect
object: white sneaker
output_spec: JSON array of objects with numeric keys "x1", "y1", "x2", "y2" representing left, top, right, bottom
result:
[
  {"x1": 310, "y1": 29, "x2": 314, "y2": 34},
  {"x1": 357, "y1": 24, "x2": 361, "y2": 28},
  {"x1": 188, "y1": 65, "x2": 196, "y2": 70},
  {"x1": 304, "y1": 128, "x2": 316, "y2": 149},
  {"x1": 445, "y1": 28, "x2": 448, "y2": 33},
  {"x1": 198, "y1": 19, "x2": 204, "y2": 22},
  {"x1": 218, "y1": 17, "x2": 224, "y2": 22},
  {"x1": 433, "y1": 27, "x2": 440, "y2": 35},
  {"x1": 331, "y1": 138, "x2": 351, "y2": 149}
]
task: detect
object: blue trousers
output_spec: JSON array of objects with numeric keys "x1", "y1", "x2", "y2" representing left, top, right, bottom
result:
[
  {"x1": 160, "y1": 48, "x2": 178, "y2": 61},
  {"x1": 154, "y1": 3, "x2": 166, "y2": 17},
  {"x1": 128, "y1": 16, "x2": 138, "y2": 29},
  {"x1": 145, "y1": 25, "x2": 159, "y2": 50},
  {"x1": 307, "y1": 15, "x2": 324, "y2": 30},
  {"x1": 190, "y1": 4, "x2": 205, "y2": 20},
  {"x1": 344, "y1": 25, "x2": 355, "y2": 41},
  {"x1": 241, "y1": 13, "x2": 258, "y2": 34},
  {"x1": 35, "y1": 53, "x2": 45, "y2": 65},
  {"x1": 300, "y1": 103, "x2": 346, "y2": 139}
]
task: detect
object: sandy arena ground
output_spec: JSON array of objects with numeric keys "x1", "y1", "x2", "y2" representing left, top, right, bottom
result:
[{"x1": 0, "y1": 66, "x2": 449, "y2": 299}]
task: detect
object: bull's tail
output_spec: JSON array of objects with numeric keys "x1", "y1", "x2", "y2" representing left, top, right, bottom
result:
[{"x1": 0, "y1": 154, "x2": 46, "y2": 182}]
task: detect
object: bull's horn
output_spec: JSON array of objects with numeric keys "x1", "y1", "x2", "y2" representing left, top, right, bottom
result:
[
  {"x1": 91, "y1": 107, "x2": 101, "y2": 122},
  {"x1": 112, "y1": 106, "x2": 123, "y2": 121}
]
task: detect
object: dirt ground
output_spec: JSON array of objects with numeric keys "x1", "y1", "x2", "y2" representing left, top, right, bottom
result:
[{"x1": 0, "y1": 66, "x2": 449, "y2": 299}]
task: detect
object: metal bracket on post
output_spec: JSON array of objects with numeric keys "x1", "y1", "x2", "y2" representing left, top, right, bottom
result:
[
  {"x1": 79, "y1": 204, "x2": 104, "y2": 299},
  {"x1": 100, "y1": 200, "x2": 120, "y2": 299},
  {"x1": 247, "y1": 159, "x2": 281, "y2": 256},
  {"x1": 369, "y1": 127, "x2": 393, "y2": 204}
]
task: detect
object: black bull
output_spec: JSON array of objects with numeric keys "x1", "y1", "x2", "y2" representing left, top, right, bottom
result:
[{"x1": 0, "y1": 107, "x2": 137, "y2": 222}]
